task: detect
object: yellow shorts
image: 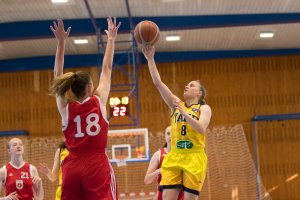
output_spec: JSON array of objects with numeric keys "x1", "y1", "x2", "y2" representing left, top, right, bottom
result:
[
  {"x1": 55, "y1": 185, "x2": 62, "y2": 200},
  {"x1": 160, "y1": 151, "x2": 207, "y2": 195}
]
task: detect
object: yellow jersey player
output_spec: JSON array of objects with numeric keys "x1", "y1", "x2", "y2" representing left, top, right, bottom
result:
[
  {"x1": 39, "y1": 141, "x2": 69, "y2": 200},
  {"x1": 143, "y1": 46, "x2": 212, "y2": 200}
]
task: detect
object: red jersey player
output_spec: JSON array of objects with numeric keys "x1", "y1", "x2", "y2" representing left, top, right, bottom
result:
[
  {"x1": 49, "y1": 17, "x2": 121, "y2": 200},
  {"x1": 0, "y1": 138, "x2": 44, "y2": 200},
  {"x1": 144, "y1": 127, "x2": 184, "y2": 200}
]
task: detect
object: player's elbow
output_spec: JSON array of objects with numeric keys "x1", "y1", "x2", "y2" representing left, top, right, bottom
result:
[
  {"x1": 199, "y1": 125, "x2": 208, "y2": 134},
  {"x1": 199, "y1": 128, "x2": 206, "y2": 134},
  {"x1": 53, "y1": 69, "x2": 59, "y2": 78},
  {"x1": 195, "y1": 123, "x2": 207, "y2": 134},
  {"x1": 153, "y1": 80, "x2": 164, "y2": 91},
  {"x1": 152, "y1": 78, "x2": 161, "y2": 86},
  {"x1": 144, "y1": 176, "x2": 152, "y2": 185},
  {"x1": 102, "y1": 64, "x2": 112, "y2": 71}
]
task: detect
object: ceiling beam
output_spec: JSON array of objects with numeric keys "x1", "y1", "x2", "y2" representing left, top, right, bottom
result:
[
  {"x1": 83, "y1": 0, "x2": 105, "y2": 52},
  {"x1": 1, "y1": 49, "x2": 300, "y2": 72},
  {"x1": 1, "y1": 13, "x2": 300, "y2": 41}
]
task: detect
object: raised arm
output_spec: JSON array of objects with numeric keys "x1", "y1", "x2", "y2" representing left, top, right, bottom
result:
[
  {"x1": 50, "y1": 19, "x2": 71, "y2": 114},
  {"x1": 142, "y1": 46, "x2": 178, "y2": 110},
  {"x1": 38, "y1": 148, "x2": 60, "y2": 182},
  {"x1": 144, "y1": 151, "x2": 161, "y2": 184},
  {"x1": 31, "y1": 166, "x2": 44, "y2": 200},
  {"x1": 51, "y1": 19, "x2": 71, "y2": 78},
  {"x1": 94, "y1": 17, "x2": 121, "y2": 106}
]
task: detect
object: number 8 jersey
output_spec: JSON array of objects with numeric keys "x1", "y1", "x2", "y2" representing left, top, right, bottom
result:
[
  {"x1": 171, "y1": 101, "x2": 205, "y2": 153},
  {"x1": 62, "y1": 95, "x2": 109, "y2": 155}
]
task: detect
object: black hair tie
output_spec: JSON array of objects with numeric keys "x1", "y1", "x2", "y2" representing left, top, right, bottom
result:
[{"x1": 74, "y1": 73, "x2": 77, "y2": 79}]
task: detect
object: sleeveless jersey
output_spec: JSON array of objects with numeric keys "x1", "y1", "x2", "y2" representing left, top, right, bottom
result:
[
  {"x1": 171, "y1": 101, "x2": 205, "y2": 153},
  {"x1": 5, "y1": 162, "x2": 34, "y2": 200},
  {"x1": 63, "y1": 95, "x2": 108, "y2": 155}
]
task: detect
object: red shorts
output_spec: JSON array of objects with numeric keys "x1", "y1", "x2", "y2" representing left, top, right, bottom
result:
[{"x1": 61, "y1": 153, "x2": 117, "y2": 200}]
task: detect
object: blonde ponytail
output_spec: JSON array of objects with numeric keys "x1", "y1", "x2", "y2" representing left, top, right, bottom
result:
[
  {"x1": 50, "y1": 72, "x2": 76, "y2": 98},
  {"x1": 50, "y1": 71, "x2": 92, "y2": 100}
]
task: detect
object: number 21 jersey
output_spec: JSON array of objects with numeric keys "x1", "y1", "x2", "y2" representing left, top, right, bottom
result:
[{"x1": 5, "y1": 162, "x2": 34, "y2": 200}]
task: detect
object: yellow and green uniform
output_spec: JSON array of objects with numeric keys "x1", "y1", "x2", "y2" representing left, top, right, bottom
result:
[
  {"x1": 160, "y1": 102, "x2": 207, "y2": 195},
  {"x1": 55, "y1": 147, "x2": 69, "y2": 200}
]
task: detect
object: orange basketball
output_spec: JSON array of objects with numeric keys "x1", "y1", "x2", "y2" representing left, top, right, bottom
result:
[{"x1": 134, "y1": 20, "x2": 160, "y2": 45}]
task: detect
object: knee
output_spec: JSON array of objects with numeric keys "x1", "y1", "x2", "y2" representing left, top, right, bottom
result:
[
  {"x1": 163, "y1": 189, "x2": 180, "y2": 200},
  {"x1": 183, "y1": 191, "x2": 199, "y2": 200}
]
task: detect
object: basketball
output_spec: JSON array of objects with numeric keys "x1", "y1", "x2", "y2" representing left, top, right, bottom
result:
[{"x1": 134, "y1": 20, "x2": 160, "y2": 45}]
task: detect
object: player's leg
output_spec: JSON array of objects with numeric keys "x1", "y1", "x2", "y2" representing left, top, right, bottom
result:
[
  {"x1": 182, "y1": 165, "x2": 201, "y2": 199},
  {"x1": 82, "y1": 155, "x2": 117, "y2": 200},
  {"x1": 183, "y1": 191, "x2": 198, "y2": 200},
  {"x1": 160, "y1": 153, "x2": 182, "y2": 200},
  {"x1": 163, "y1": 188, "x2": 181, "y2": 200},
  {"x1": 182, "y1": 152, "x2": 207, "y2": 200},
  {"x1": 61, "y1": 155, "x2": 84, "y2": 200}
]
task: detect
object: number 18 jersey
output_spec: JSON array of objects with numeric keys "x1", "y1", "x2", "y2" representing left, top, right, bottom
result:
[
  {"x1": 62, "y1": 95, "x2": 108, "y2": 155},
  {"x1": 171, "y1": 101, "x2": 205, "y2": 153}
]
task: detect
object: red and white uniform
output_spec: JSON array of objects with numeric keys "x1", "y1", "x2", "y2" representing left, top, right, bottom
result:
[
  {"x1": 4, "y1": 162, "x2": 34, "y2": 200},
  {"x1": 61, "y1": 95, "x2": 117, "y2": 200},
  {"x1": 157, "y1": 148, "x2": 184, "y2": 200}
]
